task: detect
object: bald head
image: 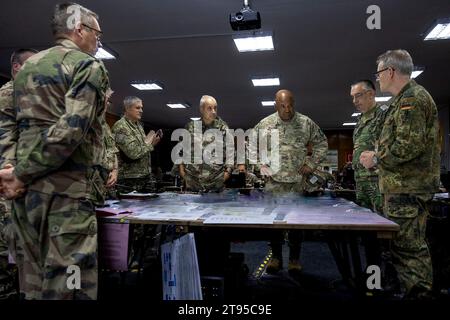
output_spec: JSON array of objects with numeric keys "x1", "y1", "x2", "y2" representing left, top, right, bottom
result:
[
  {"x1": 199, "y1": 95, "x2": 218, "y2": 125},
  {"x1": 275, "y1": 89, "x2": 295, "y2": 121}
]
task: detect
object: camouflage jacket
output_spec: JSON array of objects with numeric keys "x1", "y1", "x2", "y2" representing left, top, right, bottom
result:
[
  {"x1": 0, "y1": 80, "x2": 16, "y2": 167},
  {"x1": 183, "y1": 117, "x2": 232, "y2": 183},
  {"x1": 112, "y1": 116, "x2": 153, "y2": 179},
  {"x1": 102, "y1": 121, "x2": 118, "y2": 171},
  {"x1": 13, "y1": 39, "x2": 110, "y2": 204},
  {"x1": 254, "y1": 112, "x2": 328, "y2": 183},
  {"x1": 377, "y1": 80, "x2": 440, "y2": 194},
  {"x1": 352, "y1": 103, "x2": 388, "y2": 181}
]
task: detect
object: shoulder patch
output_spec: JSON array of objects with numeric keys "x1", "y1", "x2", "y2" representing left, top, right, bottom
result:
[{"x1": 400, "y1": 105, "x2": 414, "y2": 110}]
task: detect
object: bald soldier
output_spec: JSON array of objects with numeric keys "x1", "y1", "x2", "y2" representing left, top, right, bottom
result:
[
  {"x1": 254, "y1": 89, "x2": 328, "y2": 276},
  {"x1": 179, "y1": 95, "x2": 232, "y2": 192},
  {"x1": 0, "y1": 48, "x2": 38, "y2": 299},
  {"x1": 0, "y1": 3, "x2": 109, "y2": 299}
]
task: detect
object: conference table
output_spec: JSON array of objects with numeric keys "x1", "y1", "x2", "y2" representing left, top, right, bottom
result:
[{"x1": 96, "y1": 190, "x2": 399, "y2": 295}]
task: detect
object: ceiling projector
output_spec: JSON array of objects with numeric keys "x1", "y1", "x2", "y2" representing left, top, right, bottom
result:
[{"x1": 230, "y1": 1, "x2": 261, "y2": 31}]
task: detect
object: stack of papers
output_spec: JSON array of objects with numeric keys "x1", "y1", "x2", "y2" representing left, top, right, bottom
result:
[{"x1": 161, "y1": 233, "x2": 202, "y2": 300}]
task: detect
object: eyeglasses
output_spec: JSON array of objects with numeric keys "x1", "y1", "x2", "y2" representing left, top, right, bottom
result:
[
  {"x1": 351, "y1": 90, "x2": 370, "y2": 101},
  {"x1": 374, "y1": 67, "x2": 394, "y2": 79},
  {"x1": 82, "y1": 23, "x2": 103, "y2": 40}
]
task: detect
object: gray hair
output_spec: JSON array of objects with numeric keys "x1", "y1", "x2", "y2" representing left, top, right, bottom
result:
[
  {"x1": 51, "y1": 3, "x2": 99, "y2": 37},
  {"x1": 376, "y1": 49, "x2": 413, "y2": 77},
  {"x1": 123, "y1": 96, "x2": 142, "y2": 110},
  {"x1": 199, "y1": 95, "x2": 217, "y2": 109}
]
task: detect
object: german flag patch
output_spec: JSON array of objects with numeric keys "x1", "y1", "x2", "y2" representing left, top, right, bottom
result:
[{"x1": 400, "y1": 105, "x2": 414, "y2": 110}]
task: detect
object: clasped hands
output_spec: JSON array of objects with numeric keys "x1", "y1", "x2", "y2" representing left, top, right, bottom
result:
[
  {"x1": 359, "y1": 151, "x2": 377, "y2": 169},
  {"x1": 0, "y1": 164, "x2": 26, "y2": 200},
  {"x1": 145, "y1": 129, "x2": 163, "y2": 146}
]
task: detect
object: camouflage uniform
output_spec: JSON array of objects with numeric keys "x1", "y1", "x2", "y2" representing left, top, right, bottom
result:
[
  {"x1": 0, "y1": 80, "x2": 18, "y2": 298},
  {"x1": 377, "y1": 80, "x2": 440, "y2": 298},
  {"x1": 0, "y1": 199, "x2": 16, "y2": 298},
  {"x1": 182, "y1": 117, "x2": 232, "y2": 192},
  {"x1": 11, "y1": 39, "x2": 110, "y2": 300},
  {"x1": 102, "y1": 121, "x2": 119, "y2": 199},
  {"x1": 254, "y1": 112, "x2": 328, "y2": 193},
  {"x1": 0, "y1": 81, "x2": 17, "y2": 166},
  {"x1": 254, "y1": 112, "x2": 328, "y2": 262},
  {"x1": 352, "y1": 103, "x2": 388, "y2": 213},
  {"x1": 112, "y1": 117, "x2": 156, "y2": 193}
]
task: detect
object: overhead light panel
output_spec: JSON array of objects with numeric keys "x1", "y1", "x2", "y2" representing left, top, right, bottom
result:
[
  {"x1": 343, "y1": 122, "x2": 357, "y2": 126},
  {"x1": 261, "y1": 101, "x2": 275, "y2": 106},
  {"x1": 424, "y1": 20, "x2": 450, "y2": 40},
  {"x1": 131, "y1": 82, "x2": 163, "y2": 90},
  {"x1": 167, "y1": 103, "x2": 189, "y2": 109},
  {"x1": 375, "y1": 96, "x2": 392, "y2": 102},
  {"x1": 252, "y1": 77, "x2": 280, "y2": 87},
  {"x1": 352, "y1": 112, "x2": 361, "y2": 117},
  {"x1": 233, "y1": 33, "x2": 274, "y2": 52},
  {"x1": 95, "y1": 47, "x2": 116, "y2": 60},
  {"x1": 190, "y1": 117, "x2": 201, "y2": 121}
]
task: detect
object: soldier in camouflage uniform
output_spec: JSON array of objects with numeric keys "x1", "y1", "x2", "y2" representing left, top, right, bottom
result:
[
  {"x1": 253, "y1": 89, "x2": 328, "y2": 275},
  {"x1": 0, "y1": 49, "x2": 38, "y2": 299},
  {"x1": 0, "y1": 3, "x2": 109, "y2": 299},
  {"x1": 111, "y1": 96, "x2": 162, "y2": 268},
  {"x1": 102, "y1": 89, "x2": 119, "y2": 198},
  {"x1": 179, "y1": 95, "x2": 232, "y2": 192},
  {"x1": 361, "y1": 50, "x2": 440, "y2": 299},
  {"x1": 351, "y1": 80, "x2": 388, "y2": 213},
  {"x1": 112, "y1": 96, "x2": 161, "y2": 194}
]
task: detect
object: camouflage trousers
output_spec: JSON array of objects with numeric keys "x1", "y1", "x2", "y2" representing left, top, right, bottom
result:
[
  {"x1": 384, "y1": 193, "x2": 433, "y2": 298},
  {"x1": 355, "y1": 178, "x2": 383, "y2": 214},
  {"x1": 0, "y1": 200, "x2": 17, "y2": 298},
  {"x1": 265, "y1": 180, "x2": 303, "y2": 262},
  {"x1": 264, "y1": 179, "x2": 303, "y2": 194},
  {"x1": 11, "y1": 191, "x2": 98, "y2": 300},
  {"x1": 116, "y1": 175, "x2": 157, "y2": 194},
  {"x1": 184, "y1": 170, "x2": 225, "y2": 193}
]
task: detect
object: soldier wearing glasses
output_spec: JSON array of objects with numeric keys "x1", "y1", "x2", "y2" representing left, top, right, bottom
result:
[
  {"x1": 360, "y1": 49, "x2": 440, "y2": 299},
  {"x1": 350, "y1": 79, "x2": 388, "y2": 213},
  {"x1": 0, "y1": 3, "x2": 109, "y2": 299}
]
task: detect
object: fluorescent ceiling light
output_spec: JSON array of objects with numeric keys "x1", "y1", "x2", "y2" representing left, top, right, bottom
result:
[
  {"x1": 352, "y1": 112, "x2": 361, "y2": 117},
  {"x1": 252, "y1": 78, "x2": 280, "y2": 87},
  {"x1": 261, "y1": 101, "x2": 275, "y2": 106},
  {"x1": 375, "y1": 96, "x2": 392, "y2": 102},
  {"x1": 343, "y1": 122, "x2": 357, "y2": 126},
  {"x1": 167, "y1": 103, "x2": 188, "y2": 109},
  {"x1": 131, "y1": 83, "x2": 163, "y2": 90},
  {"x1": 190, "y1": 117, "x2": 201, "y2": 121},
  {"x1": 424, "y1": 21, "x2": 450, "y2": 40},
  {"x1": 411, "y1": 70, "x2": 424, "y2": 79},
  {"x1": 233, "y1": 35, "x2": 274, "y2": 52},
  {"x1": 95, "y1": 48, "x2": 116, "y2": 60}
]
